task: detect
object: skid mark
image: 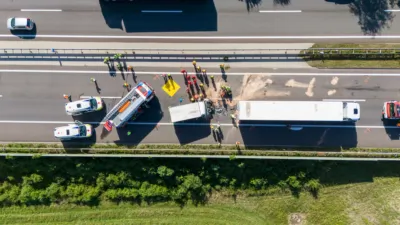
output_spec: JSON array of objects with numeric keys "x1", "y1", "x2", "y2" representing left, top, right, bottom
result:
[
  {"x1": 327, "y1": 89, "x2": 337, "y2": 96},
  {"x1": 305, "y1": 77, "x2": 316, "y2": 97},
  {"x1": 264, "y1": 89, "x2": 291, "y2": 97},
  {"x1": 285, "y1": 79, "x2": 309, "y2": 88},
  {"x1": 331, "y1": 76, "x2": 339, "y2": 85}
]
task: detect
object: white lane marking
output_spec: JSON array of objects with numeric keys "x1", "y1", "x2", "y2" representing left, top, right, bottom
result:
[
  {"x1": 21, "y1": 9, "x2": 62, "y2": 12},
  {"x1": 323, "y1": 99, "x2": 366, "y2": 102},
  {"x1": 3, "y1": 69, "x2": 400, "y2": 77},
  {"x1": 0, "y1": 120, "x2": 394, "y2": 128},
  {"x1": 80, "y1": 96, "x2": 121, "y2": 99},
  {"x1": 259, "y1": 10, "x2": 302, "y2": 13},
  {"x1": 141, "y1": 10, "x2": 182, "y2": 13},
  {"x1": 385, "y1": 9, "x2": 400, "y2": 12},
  {"x1": 2, "y1": 34, "x2": 400, "y2": 39}
]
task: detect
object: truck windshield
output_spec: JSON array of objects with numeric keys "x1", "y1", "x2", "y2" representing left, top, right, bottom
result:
[
  {"x1": 79, "y1": 125, "x2": 87, "y2": 136},
  {"x1": 90, "y1": 98, "x2": 98, "y2": 109}
]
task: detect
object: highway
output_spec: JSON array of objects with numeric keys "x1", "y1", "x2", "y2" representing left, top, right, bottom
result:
[
  {"x1": 0, "y1": 0, "x2": 400, "y2": 42},
  {"x1": 0, "y1": 65, "x2": 399, "y2": 148}
]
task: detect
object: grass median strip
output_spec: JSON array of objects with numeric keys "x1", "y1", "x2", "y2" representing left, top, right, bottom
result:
[
  {"x1": 2, "y1": 143, "x2": 400, "y2": 158},
  {"x1": 301, "y1": 43, "x2": 400, "y2": 68}
]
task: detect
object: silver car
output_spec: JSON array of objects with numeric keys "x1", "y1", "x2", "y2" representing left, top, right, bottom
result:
[{"x1": 7, "y1": 17, "x2": 34, "y2": 31}]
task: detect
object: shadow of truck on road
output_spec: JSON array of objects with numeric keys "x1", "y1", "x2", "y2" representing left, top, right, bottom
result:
[
  {"x1": 383, "y1": 120, "x2": 400, "y2": 140},
  {"x1": 115, "y1": 96, "x2": 163, "y2": 145},
  {"x1": 239, "y1": 121, "x2": 358, "y2": 150},
  {"x1": 99, "y1": 0, "x2": 217, "y2": 32},
  {"x1": 173, "y1": 121, "x2": 211, "y2": 145}
]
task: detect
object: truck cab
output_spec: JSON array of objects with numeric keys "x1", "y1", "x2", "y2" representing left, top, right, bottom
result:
[
  {"x1": 382, "y1": 100, "x2": 400, "y2": 120},
  {"x1": 343, "y1": 102, "x2": 360, "y2": 121}
]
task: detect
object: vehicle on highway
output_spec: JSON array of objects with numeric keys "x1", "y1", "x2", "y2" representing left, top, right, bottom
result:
[
  {"x1": 7, "y1": 17, "x2": 34, "y2": 31},
  {"x1": 105, "y1": 82, "x2": 155, "y2": 129},
  {"x1": 65, "y1": 97, "x2": 103, "y2": 116},
  {"x1": 382, "y1": 100, "x2": 400, "y2": 120},
  {"x1": 169, "y1": 99, "x2": 213, "y2": 123},
  {"x1": 237, "y1": 100, "x2": 360, "y2": 122},
  {"x1": 54, "y1": 121, "x2": 93, "y2": 140}
]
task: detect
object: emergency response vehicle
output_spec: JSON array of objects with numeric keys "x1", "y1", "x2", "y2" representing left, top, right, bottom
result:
[
  {"x1": 382, "y1": 100, "x2": 400, "y2": 120},
  {"x1": 103, "y1": 82, "x2": 155, "y2": 131},
  {"x1": 65, "y1": 97, "x2": 103, "y2": 116},
  {"x1": 54, "y1": 121, "x2": 93, "y2": 140},
  {"x1": 237, "y1": 100, "x2": 360, "y2": 122}
]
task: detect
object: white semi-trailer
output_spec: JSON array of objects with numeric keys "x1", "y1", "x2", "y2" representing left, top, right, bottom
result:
[{"x1": 237, "y1": 101, "x2": 360, "y2": 122}]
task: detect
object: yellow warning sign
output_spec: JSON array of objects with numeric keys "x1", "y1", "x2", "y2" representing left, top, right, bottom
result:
[{"x1": 162, "y1": 79, "x2": 180, "y2": 97}]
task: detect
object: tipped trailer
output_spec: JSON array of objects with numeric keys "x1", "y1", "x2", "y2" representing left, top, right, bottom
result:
[
  {"x1": 169, "y1": 99, "x2": 213, "y2": 123},
  {"x1": 237, "y1": 100, "x2": 360, "y2": 122}
]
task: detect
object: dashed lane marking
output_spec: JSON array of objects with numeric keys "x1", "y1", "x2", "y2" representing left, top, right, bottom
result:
[
  {"x1": 323, "y1": 99, "x2": 366, "y2": 102},
  {"x1": 80, "y1": 96, "x2": 122, "y2": 99},
  {"x1": 259, "y1": 10, "x2": 302, "y2": 13},
  {"x1": 141, "y1": 10, "x2": 183, "y2": 13},
  {"x1": 21, "y1": 9, "x2": 62, "y2": 12}
]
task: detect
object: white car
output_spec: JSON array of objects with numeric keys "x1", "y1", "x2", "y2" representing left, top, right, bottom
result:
[
  {"x1": 65, "y1": 97, "x2": 103, "y2": 116},
  {"x1": 7, "y1": 17, "x2": 34, "y2": 31},
  {"x1": 54, "y1": 122, "x2": 93, "y2": 140}
]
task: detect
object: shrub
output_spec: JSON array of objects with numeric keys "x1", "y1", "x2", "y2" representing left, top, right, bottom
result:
[
  {"x1": 250, "y1": 178, "x2": 268, "y2": 190},
  {"x1": 63, "y1": 184, "x2": 100, "y2": 205},
  {"x1": 103, "y1": 188, "x2": 139, "y2": 202},
  {"x1": 286, "y1": 176, "x2": 302, "y2": 190},
  {"x1": 157, "y1": 166, "x2": 174, "y2": 178},
  {"x1": 139, "y1": 182, "x2": 169, "y2": 202}
]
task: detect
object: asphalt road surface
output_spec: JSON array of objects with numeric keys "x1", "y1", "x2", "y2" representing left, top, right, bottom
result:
[
  {"x1": 0, "y1": 65, "x2": 400, "y2": 149},
  {"x1": 1, "y1": 0, "x2": 400, "y2": 42}
]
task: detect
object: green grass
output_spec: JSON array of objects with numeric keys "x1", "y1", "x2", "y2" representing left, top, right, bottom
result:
[
  {"x1": 303, "y1": 43, "x2": 400, "y2": 68},
  {"x1": 0, "y1": 177, "x2": 399, "y2": 225}
]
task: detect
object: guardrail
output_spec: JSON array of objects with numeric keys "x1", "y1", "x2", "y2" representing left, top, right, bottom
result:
[
  {"x1": 0, "y1": 48, "x2": 398, "y2": 61},
  {"x1": 0, "y1": 48, "x2": 398, "y2": 54}
]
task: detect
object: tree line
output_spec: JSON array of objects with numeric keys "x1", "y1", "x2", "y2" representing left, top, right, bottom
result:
[{"x1": 0, "y1": 156, "x2": 399, "y2": 207}]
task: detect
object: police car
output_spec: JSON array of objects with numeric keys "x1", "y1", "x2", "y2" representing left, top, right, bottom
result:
[
  {"x1": 54, "y1": 121, "x2": 93, "y2": 140},
  {"x1": 65, "y1": 97, "x2": 103, "y2": 116}
]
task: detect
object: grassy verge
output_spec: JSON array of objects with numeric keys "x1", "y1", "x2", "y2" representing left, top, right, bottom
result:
[
  {"x1": 0, "y1": 177, "x2": 399, "y2": 225},
  {"x1": 2, "y1": 143, "x2": 400, "y2": 158},
  {"x1": 301, "y1": 43, "x2": 400, "y2": 68}
]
